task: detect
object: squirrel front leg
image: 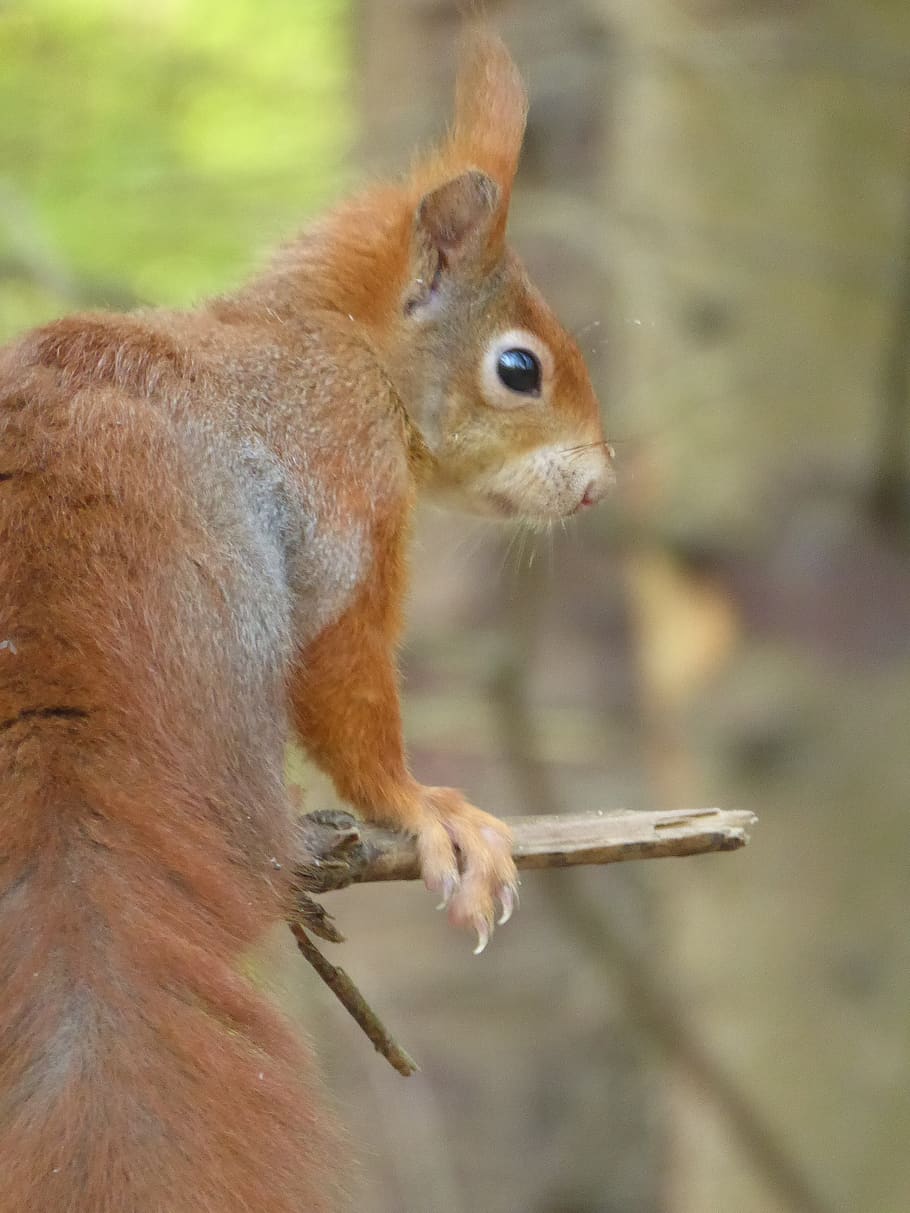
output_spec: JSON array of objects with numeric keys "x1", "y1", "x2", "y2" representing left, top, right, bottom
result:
[{"x1": 290, "y1": 591, "x2": 518, "y2": 952}]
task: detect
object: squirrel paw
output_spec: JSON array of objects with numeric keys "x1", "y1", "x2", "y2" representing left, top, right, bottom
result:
[{"x1": 414, "y1": 787, "x2": 518, "y2": 953}]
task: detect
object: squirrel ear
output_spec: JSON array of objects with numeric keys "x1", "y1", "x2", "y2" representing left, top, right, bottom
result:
[
  {"x1": 405, "y1": 34, "x2": 525, "y2": 305},
  {"x1": 406, "y1": 170, "x2": 500, "y2": 311},
  {"x1": 415, "y1": 170, "x2": 500, "y2": 264}
]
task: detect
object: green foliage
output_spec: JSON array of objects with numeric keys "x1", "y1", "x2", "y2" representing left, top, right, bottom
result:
[{"x1": 0, "y1": 0, "x2": 352, "y2": 339}]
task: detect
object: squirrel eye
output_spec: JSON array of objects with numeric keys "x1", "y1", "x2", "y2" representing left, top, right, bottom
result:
[{"x1": 496, "y1": 348, "x2": 541, "y2": 395}]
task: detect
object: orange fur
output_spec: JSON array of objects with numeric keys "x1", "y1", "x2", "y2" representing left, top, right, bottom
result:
[
  {"x1": 422, "y1": 29, "x2": 528, "y2": 246},
  {"x1": 0, "y1": 30, "x2": 610, "y2": 1212}
]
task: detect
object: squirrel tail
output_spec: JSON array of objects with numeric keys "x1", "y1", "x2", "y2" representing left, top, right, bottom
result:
[{"x1": 0, "y1": 740, "x2": 341, "y2": 1213}]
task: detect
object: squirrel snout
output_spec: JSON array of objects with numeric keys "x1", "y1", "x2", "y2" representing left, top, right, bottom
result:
[
  {"x1": 574, "y1": 450, "x2": 616, "y2": 513},
  {"x1": 576, "y1": 482, "x2": 600, "y2": 511}
]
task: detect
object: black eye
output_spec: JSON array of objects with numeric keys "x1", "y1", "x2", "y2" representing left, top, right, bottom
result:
[{"x1": 496, "y1": 348, "x2": 541, "y2": 395}]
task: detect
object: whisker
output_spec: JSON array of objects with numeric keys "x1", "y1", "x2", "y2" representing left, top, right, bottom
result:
[
  {"x1": 515, "y1": 525, "x2": 530, "y2": 575},
  {"x1": 558, "y1": 440, "x2": 607, "y2": 456},
  {"x1": 449, "y1": 520, "x2": 490, "y2": 562},
  {"x1": 559, "y1": 433, "x2": 665, "y2": 462},
  {"x1": 499, "y1": 523, "x2": 522, "y2": 578}
]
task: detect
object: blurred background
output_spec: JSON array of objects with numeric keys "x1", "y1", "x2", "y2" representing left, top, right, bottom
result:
[{"x1": 2, "y1": 1, "x2": 909, "y2": 1210}]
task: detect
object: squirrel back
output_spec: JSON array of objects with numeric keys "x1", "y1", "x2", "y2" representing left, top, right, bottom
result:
[{"x1": 0, "y1": 30, "x2": 610, "y2": 1213}]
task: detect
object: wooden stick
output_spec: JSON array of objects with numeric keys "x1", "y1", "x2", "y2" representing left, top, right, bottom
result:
[
  {"x1": 290, "y1": 922, "x2": 419, "y2": 1078},
  {"x1": 290, "y1": 806, "x2": 755, "y2": 1078},
  {"x1": 294, "y1": 806, "x2": 756, "y2": 894}
]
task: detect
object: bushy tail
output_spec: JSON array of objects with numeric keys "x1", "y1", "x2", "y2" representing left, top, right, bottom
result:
[{"x1": 0, "y1": 767, "x2": 340, "y2": 1213}]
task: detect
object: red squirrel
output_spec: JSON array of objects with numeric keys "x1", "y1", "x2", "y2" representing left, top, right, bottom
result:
[{"x1": 0, "y1": 31, "x2": 612, "y2": 1213}]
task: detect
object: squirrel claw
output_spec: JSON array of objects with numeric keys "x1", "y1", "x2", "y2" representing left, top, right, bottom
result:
[
  {"x1": 497, "y1": 884, "x2": 517, "y2": 926},
  {"x1": 414, "y1": 787, "x2": 517, "y2": 948},
  {"x1": 435, "y1": 874, "x2": 458, "y2": 911}
]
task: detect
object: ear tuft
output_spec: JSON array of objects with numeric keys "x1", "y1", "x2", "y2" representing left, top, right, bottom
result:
[
  {"x1": 407, "y1": 31, "x2": 528, "y2": 260},
  {"x1": 416, "y1": 170, "x2": 500, "y2": 261},
  {"x1": 451, "y1": 30, "x2": 528, "y2": 200}
]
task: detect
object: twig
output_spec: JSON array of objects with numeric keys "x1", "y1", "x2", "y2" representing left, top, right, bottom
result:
[
  {"x1": 290, "y1": 804, "x2": 754, "y2": 1077},
  {"x1": 289, "y1": 921, "x2": 419, "y2": 1078},
  {"x1": 293, "y1": 805, "x2": 755, "y2": 894}
]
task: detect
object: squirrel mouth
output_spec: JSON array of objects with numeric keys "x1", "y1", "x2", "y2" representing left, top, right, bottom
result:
[{"x1": 570, "y1": 482, "x2": 597, "y2": 515}]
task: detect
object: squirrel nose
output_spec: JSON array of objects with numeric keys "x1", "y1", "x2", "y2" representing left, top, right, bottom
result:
[
  {"x1": 579, "y1": 481, "x2": 599, "y2": 509},
  {"x1": 577, "y1": 475, "x2": 609, "y2": 511},
  {"x1": 577, "y1": 451, "x2": 616, "y2": 511}
]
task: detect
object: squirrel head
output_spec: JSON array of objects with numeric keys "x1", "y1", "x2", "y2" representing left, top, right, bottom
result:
[
  {"x1": 290, "y1": 31, "x2": 613, "y2": 522},
  {"x1": 393, "y1": 29, "x2": 613, "y2": 521},
  {"x1": 393, "y1": 31, "x2": 613, "y2": 522}
]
